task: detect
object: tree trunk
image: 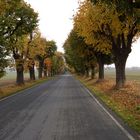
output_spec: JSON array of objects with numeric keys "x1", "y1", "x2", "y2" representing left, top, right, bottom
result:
[
  {"x1": 112, "y1": 33, "x2": 132, "y2": 89},
  {"x1": 28, "y1": 59, "x2": 35, "y2": 81},
  {"x1": 98, "y1": 59, "x2": 104, "y2": 80},
  {"x1": 38, "y1": 61, "x2": 43, "y2": 79},
  {"x1": 44, "y1": 70, "x2": 47, "y2": 77},
  {"x1": 29, "y1": 66, "x2": 35, "y2": 81},
  {"x1": 85, "y1": 66, "x2": 89, "y2": 77},
  {"x1": 115, "y1": 58, "x2": 127, "y2": 89},
  {"x1": 46, "y1": 66, "x2": 52, "y2": 77},
  {"x1": 95, "y1": 53, "x2": 105, "y2": 81},
  {"x1": 16, "y1": 64, "x2": 24, "y2": 85},
  {"x1": 91, "y1": 66, "x2": 95, "y2": 79},
  {"x1": 13, "y1": 52, "x2": 24, "y2": 85},
  {"x1": 43, "y1": 65, "x2": 47, "y2": 77},
  {"x1": 51, "y1": 69, "x2": 54, "y2": 76}
]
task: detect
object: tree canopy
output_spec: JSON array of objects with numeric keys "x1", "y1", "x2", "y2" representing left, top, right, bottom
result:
[
  {"x1": 0, "y1": 0, "x2": 38, "y2": 84},
  {"x1": 72, "y1": 0, "x2": 140, "y2": 88}
]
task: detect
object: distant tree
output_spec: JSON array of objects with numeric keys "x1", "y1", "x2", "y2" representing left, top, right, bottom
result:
[
  {"x1": 31, "y1": 33, "x2": 46, "y2": 78},
  {"x1": 44, "y1": 40, "x2": 57, "y2": 76},
  {"x1": 63, "y1": 32, "x2": 87, "y2": 75},
  {"x1": 45, "y1": 40, "x2": 57, "y2": 57},
  {"x1": 51, "y1": 52, "x2": 65, "y2": 75},
  {"x1": 30, "y1": 31, "x2": 57, "y2": 78}
]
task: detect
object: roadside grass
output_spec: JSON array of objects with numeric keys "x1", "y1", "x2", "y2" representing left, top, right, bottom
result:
[
  {"x1": 0, "y1": 77, "x2": 53, "y2": 100},
  {"x1": 76, "y1": 75, "x2": 140, "y2": 134}
]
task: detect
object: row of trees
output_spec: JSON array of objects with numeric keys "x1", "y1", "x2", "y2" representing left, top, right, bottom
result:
[
  {"x1": 64, "y1": 0, "x2": 140, "y2": 89},
  {"x1": 0, "y1": 0, "x2": 65, "y2": 85}
]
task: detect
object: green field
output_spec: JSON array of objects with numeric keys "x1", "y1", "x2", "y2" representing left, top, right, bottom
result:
[
  {"x1": 0, "y1": 70, "x2": 39, "y2": 80},
  {"x1": 0, "y1": 71, "x2": 29, "y2": 80},
  {"x1": 0, "y1": 68, "x2": 140, "y2": 84},
  {"x1": 105, "y1": 67, "x2": 140, "y2": 82},
  {"x1": 0, "y1": 70, "x2": 38, "y2": 86}
]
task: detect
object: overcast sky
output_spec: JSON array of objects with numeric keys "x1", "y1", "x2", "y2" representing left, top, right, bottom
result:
[
  {"x1": 25, "y1": 0, "x2": 79, "y2": 52},
  {"x1": 24, "y1": 0, "x2": 140, "y2": 67}
]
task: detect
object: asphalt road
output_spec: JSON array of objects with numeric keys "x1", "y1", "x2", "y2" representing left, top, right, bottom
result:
[{"x1": 0, "y1": 74, "x2": 138, "y2": 140}]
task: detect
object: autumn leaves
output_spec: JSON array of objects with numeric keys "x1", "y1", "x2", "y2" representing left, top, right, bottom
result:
[
  {"x1": 64, "y1": 0, "x2": 140, "y2": 89},
  {"x1": 0, "y1": 1, "x2": 65, "y2": 85}
]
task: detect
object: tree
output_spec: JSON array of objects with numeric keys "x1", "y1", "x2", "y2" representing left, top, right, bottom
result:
[
  {"x1": 51, "y1": 52, "x2": 65, "y2": 75},
  {"x1": 65, "y1": 29, "x2": 113, "y2": 80},
  {"x1": 44, "y1": 40, "x2": 57, "y2": 76},
  {"x1": 0, "y1": 45, "x2": 8, "y2": 78},
  {"x1": 44, "y1": 57, "x2": 52, "y2": 77},
  {"x1": 0, "y1": 0, "x2": 38, "y2": 85},
  {"x1": 30, "y1": 31, "x2": 57, "y2": 78},
  {"x1": 45, "y1": 40, "x2": 57, "y2": 57},
  {"x1": 74, "y1": 0, "x2": 140, "y2": 88},
  {"x1": 64, "y1": 31, "x2": 87, "y2": 75},
  {"x1": 31, "y1": 34, "x2": 47, "y2": 78},
  {"x1": 27, "y1": 58, "x2": 36, "y2": 80},
  {"x1": 0, "y1": 1, "x2": 11, "y2": 78}
]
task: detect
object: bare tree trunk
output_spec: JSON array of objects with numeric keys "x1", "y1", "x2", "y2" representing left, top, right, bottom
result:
[
  {"x1": 38, "y1": 61, "x2": 43, "y2": 79},
  {"x1": 43, "y1": 65, "x2": 47, "y2": 77},
  {"x1": 114, "y1": 57, "x2": 127, "y2": 89},
  {"x1": 112, "y1": 33, "x2": 132, "y2": 89},
  {"x1": 16, "y1": 64, "x2": 24, "y2": 85},
  {"x1": 85, "y1": 66, "x2": 89, "y2": 77},
  {"x1": 91, "y1": 66, "x2": 96, "y2": 79},
  {"x1": 13, "y1": 52, "x2": 24, "y2": 85},
  {"x1": 29, "y1": 66, "x2": 35, "y2": 80},
  {"x1": 98, "y1": 59, "x2": 104, "y2": 80},
  {"x1": 28, "y1": 59, "x2": 35, "y2": 81},
  {"x1": 95, "y1": 53, "x2": 105, "y2": 81}
]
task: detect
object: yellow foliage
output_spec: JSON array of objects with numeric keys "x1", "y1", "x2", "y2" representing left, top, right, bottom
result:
[
  {"x1": 74, "y1": 1, "x2": 112, "y2": 54},
  {"x1": 29, "y1": 31, "x2": 47, "y2": 58},
  {"x1": 74, "y1": 0, "x2": 139, "y2": 54},
  {"x1": 44, "y1": 58, "x2": 52, "y2": 67}
]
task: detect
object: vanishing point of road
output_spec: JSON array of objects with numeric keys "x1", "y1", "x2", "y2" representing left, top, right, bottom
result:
[{"x1": 0, "y1": 74, "x2": 139, "y2": 140}]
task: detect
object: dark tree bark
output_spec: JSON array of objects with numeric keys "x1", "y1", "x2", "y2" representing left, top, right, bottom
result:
[
  {"x1": 91, "y1": 66, "x2": 96, "y2": 79},
  {"x1": 51, "y1": 69, "x2": 54, "y2": 76},
  {"x1": 85, "y1": 67, "x2": 89, "y2": 77},
  {"x1": 13, "y1": 52, "x2": 24, "y2": 85},
  {"x1": 114, "y1": 55, "x2": 128, "y2": 89},
  {"x1": 95, "y1": 53, "x2": 105, "y2": 81},
  {"x1": 43, "y1": 65, "x2": 47, "y2": 77},
  {"x1": 44, "y1": 70, "x2": 47, "y2": 77},
  {"x1": 98, "y1": 59, "x2": 104, "y2": 80},
  {"x1": 38, "y1": 60, "x2": 44, "y2": 79},
  {"x1": 29, "y1": 67, "x2": 35, "y2": 80},
  {"x1": 16, "y1": 64, "x2": 24, "y2": 85},
  {"x1": 48, "y1": 67, "x2": 52, "y2": 77},
  {"x1": 28, "y1": 59, "x2": 35, "y2": 81},
  {"x1": 112, "y1": 33, "x2": 132, "y2": 89}
]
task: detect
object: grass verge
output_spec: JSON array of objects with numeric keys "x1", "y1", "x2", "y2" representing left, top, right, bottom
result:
[
  {"x1": 0, "y1": 77, "x2": 53, "y2": 100},
  {"x1": 76, "y1": 75, "x2": 140, "y2": 134}
]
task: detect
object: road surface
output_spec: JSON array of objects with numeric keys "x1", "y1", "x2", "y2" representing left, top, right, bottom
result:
[{"x1": 0, "y1": 74, "x2": 138, "y2": 140}]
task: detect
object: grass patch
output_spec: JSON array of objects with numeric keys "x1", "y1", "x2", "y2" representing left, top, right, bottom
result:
[
  {"x1": 76, "y1": 75, "x2": 140, "y2": 134},
  {"x1": 0, "y1": 77, "x2": 53, "y2": 100}
]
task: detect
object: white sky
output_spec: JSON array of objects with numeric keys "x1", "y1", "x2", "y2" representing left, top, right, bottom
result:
[
  {"x1": 24, "y1": 0, "x2": 140, "y2": 67},
  {"x1": 24, "y1": 0, "x2": 79, "y2": 52}
]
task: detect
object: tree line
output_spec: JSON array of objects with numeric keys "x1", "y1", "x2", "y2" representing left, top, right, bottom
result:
[
  {"x1": 0, "y1": 0, "x2": 65, "y2": 85},
  {"x1": 63, "y1": 0, "x2": 140, "y2": 89}
]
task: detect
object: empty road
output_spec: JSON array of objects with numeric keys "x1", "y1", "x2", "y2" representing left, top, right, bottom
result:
[{"x1": 0, "y1": 74, "x2": 138, "y2": 140}]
